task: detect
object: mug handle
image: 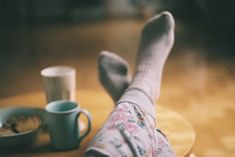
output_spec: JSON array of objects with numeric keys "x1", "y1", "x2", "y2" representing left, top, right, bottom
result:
[{"x1": 77, "y1": 109, "x2": 92, "y2": 144}]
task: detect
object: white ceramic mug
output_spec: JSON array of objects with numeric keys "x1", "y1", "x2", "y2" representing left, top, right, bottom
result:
[{"x1": 41, "y1": 66, "x2": 76, "y2": 103}]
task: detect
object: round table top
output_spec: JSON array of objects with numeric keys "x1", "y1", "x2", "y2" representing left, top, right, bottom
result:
[{"x1": 0, "y1": 90, "x2": 195, "y2": 157}]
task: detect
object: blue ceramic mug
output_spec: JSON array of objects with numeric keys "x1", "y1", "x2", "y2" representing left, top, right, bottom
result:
[{"x1": 46, "y1": 100, "x2": 91, "y2": 150}]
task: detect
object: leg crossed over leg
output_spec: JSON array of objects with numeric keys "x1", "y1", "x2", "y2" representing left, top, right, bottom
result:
[{"x1": 85, "y1": 11, "x2": 175, "y2": 157}]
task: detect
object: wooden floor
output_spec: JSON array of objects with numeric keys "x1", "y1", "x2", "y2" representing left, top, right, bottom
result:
[{"x1": 0, "y1": 19, "x2": 234, "y2": 157}]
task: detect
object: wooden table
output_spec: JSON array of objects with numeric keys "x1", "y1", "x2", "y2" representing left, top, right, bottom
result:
[{"x1": 0, "y1": 90, "x2": 195, "y2": 157}]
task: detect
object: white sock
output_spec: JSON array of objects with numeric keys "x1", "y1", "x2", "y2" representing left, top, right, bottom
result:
[
  {"x1": 119, "y1": 11, "x2": 175, "y2": 117},
  {"x1": 98, "y1": 51, "x2": 130, "y2": 102}
]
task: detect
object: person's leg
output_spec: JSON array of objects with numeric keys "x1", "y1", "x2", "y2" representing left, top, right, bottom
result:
[
  {"x1": 98, "y1": 51, "x2": 175, "y2": 157},
  {"x1": 85, "y1": 11, "x2": 175, "y2": 157}
]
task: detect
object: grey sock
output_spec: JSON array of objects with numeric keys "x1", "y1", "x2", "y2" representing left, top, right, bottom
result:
[
  {"x1": 124, "y1": 11, "x2": 175, "y2": 104},
  {"x1": 118, "y1": 11, "x2": 175, "y2": 118},
  {"x1": 98, "y1": 51, "x2": 130, "y2": 102}
]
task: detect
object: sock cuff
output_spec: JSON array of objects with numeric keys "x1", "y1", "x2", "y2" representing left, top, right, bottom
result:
[{"x1": 117, "y1": 88, "x2": 156, "y2": 119}]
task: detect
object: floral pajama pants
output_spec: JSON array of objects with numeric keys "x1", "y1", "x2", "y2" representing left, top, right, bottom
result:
[{"x1": 85, "y1": 102, "x2": 176, "y2": 157}]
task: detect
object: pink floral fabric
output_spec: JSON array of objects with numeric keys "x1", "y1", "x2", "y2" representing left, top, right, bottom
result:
[{"x1": 85, "y1": 102, "x2": 176, "y2": 157}]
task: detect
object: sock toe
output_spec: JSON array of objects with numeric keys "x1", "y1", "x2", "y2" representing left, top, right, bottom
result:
[{"x1": 142, "y1": 11, "x2": 175, "y2": 41}]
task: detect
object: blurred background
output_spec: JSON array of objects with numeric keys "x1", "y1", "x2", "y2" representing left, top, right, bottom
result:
[{"x1": 0, "y1": 0, "x2": 234, "y2": 156}]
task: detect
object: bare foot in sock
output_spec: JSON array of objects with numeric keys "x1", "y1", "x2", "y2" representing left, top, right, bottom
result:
[
  {"x1": 126, "y1": 11, "x2": 175, "y2": 103},
  {"x1": 98, "y1": 51, "x2": 130, "y2": 102},
  {"x1": 98, "y1": 12, "x2": 175, "y2": 108}
]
